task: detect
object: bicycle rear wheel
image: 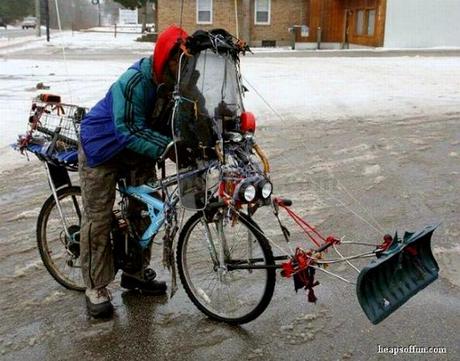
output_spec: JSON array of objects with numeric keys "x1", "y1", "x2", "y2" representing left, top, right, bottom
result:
[
  {"x1": 37, "y1": 186, "x2": 85, "y2": 291},
  {"x1": 177, "y1": 210, "x2": 276, "y2": 324}
]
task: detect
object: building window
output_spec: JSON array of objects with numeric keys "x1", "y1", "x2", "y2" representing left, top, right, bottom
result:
[
  {"x1": 367, "y1": 10, "x2": 376, "y2": 36},
  {"x1": 197, "y1": 0, "x2": 212, "y2": 24},
  {"x1": 355, "y1": 9, "x2": 376, "y2": 36},
  {"x1": 255, "y1": 0, "x2": 271, "y2": 25},
  {"x1": 355, "y1": 10, "x2": 365, "y2": 35}
]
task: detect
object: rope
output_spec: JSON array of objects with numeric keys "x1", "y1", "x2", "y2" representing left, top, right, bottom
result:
[
  {"x1": 279, "y1": 205, "x2": 322, "y2": 247},
  {"x1": 325, "y1": 166, "x2": 385, "y2": 233},
  {"x1": 332, "y1": 243, "x2": 360, "y2": 273},
  {"x1": 309, "y1": 265, "x2": 354, "y2": 284}
]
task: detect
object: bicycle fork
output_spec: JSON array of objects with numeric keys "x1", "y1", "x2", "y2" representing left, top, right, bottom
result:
[
  {"x1": 202, "y1": 214, "x2": 255, "y2": 275},
  {"x1": 44, "y1": 162, "x2": 72, "y2": 241},
  {"x1": 202, "y1": 216, "x2": 230, "y2": 276}
]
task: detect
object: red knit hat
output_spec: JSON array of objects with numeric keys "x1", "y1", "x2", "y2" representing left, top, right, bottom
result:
[{"x1": 153, "y1": 25, "x2": 188, "y2": 83}]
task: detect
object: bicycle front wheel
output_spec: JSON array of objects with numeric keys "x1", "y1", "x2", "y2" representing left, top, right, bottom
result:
[
  {"x1": 177, "y1": 210, "x2": 276, "y2": 324},
  {"x1": 37, "y1": 186, "x2": 85, "y2": 291}
]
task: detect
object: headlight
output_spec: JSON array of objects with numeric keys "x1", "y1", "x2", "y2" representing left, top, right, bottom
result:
[
  {"x1": 243, "y1": 185, "x2": 256, "y2": 202},
  {"x1": 261, "y1": 181, "x2": 273, "y2": 199}
]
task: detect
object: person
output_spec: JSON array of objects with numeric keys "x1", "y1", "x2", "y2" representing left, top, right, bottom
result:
[{"x1": 78, "y1": 25, "x2": 188, "y2": 319}]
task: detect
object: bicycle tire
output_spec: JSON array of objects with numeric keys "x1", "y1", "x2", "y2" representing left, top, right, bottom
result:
[
  {"x1": 177, "y1": 210, "x2": 276, "y2": 324},
  {"x1": 37, "y1": 186, "x2": 85, "y2": 291}
]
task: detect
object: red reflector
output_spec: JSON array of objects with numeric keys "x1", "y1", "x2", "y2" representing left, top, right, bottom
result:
[{"x1": 240, "y1": 112, "x2": 256, "y2": 133}]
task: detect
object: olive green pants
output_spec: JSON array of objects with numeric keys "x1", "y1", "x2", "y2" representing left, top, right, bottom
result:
[{"x1": 78, "y1": 147, "x2": 157, "y2": 289}]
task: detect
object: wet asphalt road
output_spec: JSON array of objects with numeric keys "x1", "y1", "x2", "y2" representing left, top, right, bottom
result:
[{"x1": 1, "y1": 113, "x2": 459, "y2": 361}]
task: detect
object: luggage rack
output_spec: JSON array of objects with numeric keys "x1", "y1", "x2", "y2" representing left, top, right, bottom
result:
[
  {"x1": 16, "y1": 94, "x2": 87, "y2": 171},
  {"x1": 30, "y1": 94, "x2": 85, "y2": 147},
  {"x1": 13, "y1": 94, "x2": 88, "y2": 195}
]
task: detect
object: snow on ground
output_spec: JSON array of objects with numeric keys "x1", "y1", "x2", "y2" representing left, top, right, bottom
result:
[
  {"x1": 1, "y1": 32, "x2": 460, "y2": 169},
  {"x1": 0, "y1": 26, "x2": 48, "y2": 48},
  {"x1": 0, "y1": 30, "x2": 152, "y2": 53},
  {"x1": 85, "y1": 25, "x2": 152, "y2": 33},
  {"x1": 0, "y1": 58, "x2": 129, "y2": 148},
  {"x1": 48, "y1": 31, "x2": 152, "y2": 51},
  {"x1": 241, "y1": 56, "x2": 460, "y2": 124},
  {"x1": 0, "y1": 35, "x2": 39, "y2": 49}
]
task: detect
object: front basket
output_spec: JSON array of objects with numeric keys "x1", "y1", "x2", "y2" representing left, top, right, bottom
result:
[{"x1": 356, "y1": 225, "x2": 439, "y2": 324}]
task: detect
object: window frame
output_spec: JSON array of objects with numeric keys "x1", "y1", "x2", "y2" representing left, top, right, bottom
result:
[
  {"x1": 354, "y1": 8, "x2": 377, "y2": 37},
  {"x1": 196, "y1": 0, "x2": 213, "y2": 25},
  {"x1": 254, "y1": 0, "x2": 271, "y2": 26}
]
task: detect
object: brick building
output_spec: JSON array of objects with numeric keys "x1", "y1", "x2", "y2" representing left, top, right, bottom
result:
[
  {"x1": 157, "y1": 0, "x2": 307, "y2": 47},
  {"x1": 157, "y1": 0, "x2": 460, "y2": 48}
]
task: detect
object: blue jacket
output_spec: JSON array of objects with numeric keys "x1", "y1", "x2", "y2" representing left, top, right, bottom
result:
[{"x1": 80, "y1": 57, "x2": 170, "y2": 167}]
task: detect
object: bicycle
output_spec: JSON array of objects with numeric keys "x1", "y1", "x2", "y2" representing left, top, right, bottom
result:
[{"x1": 16, "y1": 29, "x2": 440, "y2": 325}]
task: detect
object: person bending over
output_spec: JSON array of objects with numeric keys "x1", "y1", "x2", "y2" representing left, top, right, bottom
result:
[{"x1": 78, "y1": 25, "x2": 188, "y2": 319}]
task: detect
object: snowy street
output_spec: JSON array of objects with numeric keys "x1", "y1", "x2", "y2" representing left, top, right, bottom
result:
[
  {"x1": 0, "y1": 32, "x2": 459, "y2": 361},
  {"x1": 0, "y1": 28, "x2": 37, "y2": 41}
]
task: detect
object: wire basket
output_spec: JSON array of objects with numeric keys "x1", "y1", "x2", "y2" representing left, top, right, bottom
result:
[{"x1": 29, "y1": 95, "x2": 87, "y2": 151}]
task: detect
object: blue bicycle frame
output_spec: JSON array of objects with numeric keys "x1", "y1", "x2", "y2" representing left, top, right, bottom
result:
[
  {"x1": 117, "y1": 165, "x2": 211, "y2": 250},
  {"x1": 119, "y1": 183, "x2": 167, "y2": 249}
]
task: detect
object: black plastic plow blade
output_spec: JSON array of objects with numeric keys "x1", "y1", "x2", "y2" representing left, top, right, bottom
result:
[{"x1": 356, "y1": 225, "x2": 439, "y2": 325}]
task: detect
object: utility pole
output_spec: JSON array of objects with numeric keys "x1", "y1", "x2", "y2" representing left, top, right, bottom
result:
[
  {"x1": 91, "y1": 0, "x2": 101, "y2": 27},
  {"x1": 44, "y1": 0, "x2": 50, "y2": 42},
  {"x1": 35, "y1": 0, "x2": 41, "y2": 37},
  {"x1": 98, "y1": 2, "x2": 101, "y2": 27}
]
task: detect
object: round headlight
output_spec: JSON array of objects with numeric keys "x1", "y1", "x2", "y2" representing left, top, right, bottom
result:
[
  {"x1": 243, "y1": 185, "x2": 256, "y2": 202},
  {"x1": 261, "y1": 181, "x2": 273, "y2": 199}
]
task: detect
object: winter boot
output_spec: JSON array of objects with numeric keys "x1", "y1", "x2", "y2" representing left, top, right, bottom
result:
[
  {"x1": 85, "y1": 287, "x2": 113, "y2": 318},
  {"x1": 120, "y1": 268, "x2": 167, "y2": 295}
]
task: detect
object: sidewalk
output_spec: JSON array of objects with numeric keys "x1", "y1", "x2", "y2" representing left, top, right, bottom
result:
[
  {"x1": 0, "y1": 32, "x2": 67, "y2": 53},
  {"x1": 0, "y1": 35, "x2": 39, "y2": 50}
]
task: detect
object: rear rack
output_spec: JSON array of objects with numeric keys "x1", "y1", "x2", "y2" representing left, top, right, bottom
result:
[
  {"x1": 30, "y1": 95, "x2": 85, "y2": 149},
  {"x1": 17, "y1": 94, "x2": 88, "y2": 170}
]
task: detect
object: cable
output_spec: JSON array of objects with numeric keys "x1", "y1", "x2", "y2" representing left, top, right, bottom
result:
[
  {"x1": 54, "y1": 0, "x2": 73, "y2": 103},
  {"x1": 242, "y1": 75, "x2": 386, "y2": 235}
]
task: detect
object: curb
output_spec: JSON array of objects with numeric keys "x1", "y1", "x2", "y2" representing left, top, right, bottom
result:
[{"x1": 248, "y1": 48, "x2": 460, "y2": 58}]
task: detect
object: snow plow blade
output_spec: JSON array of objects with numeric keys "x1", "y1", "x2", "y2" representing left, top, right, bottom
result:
[{"x1": 356, "y1": 225, "x2": 439, "y2": 325}]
